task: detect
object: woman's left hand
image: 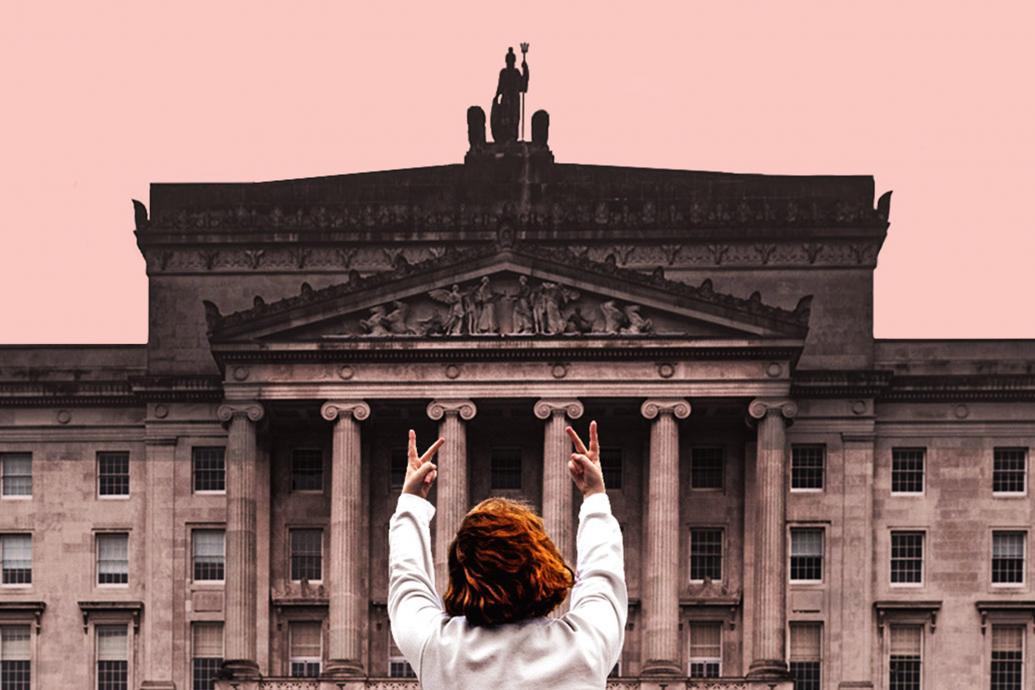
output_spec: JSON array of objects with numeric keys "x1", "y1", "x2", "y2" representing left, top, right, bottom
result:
[{"x1": 402, "y1": 429, "x2": 446, "y2": 499}]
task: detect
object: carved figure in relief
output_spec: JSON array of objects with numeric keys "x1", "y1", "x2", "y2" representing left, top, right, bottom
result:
[
  {"x1": 509, "y1": 276, "x2": 535, "y2": 334},
  {"x1": 360, "y1": 305, "x2": 392, "y2": 336},
  {"x1": 564, "y1": 307, "x2": 594, "y2": 335},
  {"x1": 472, "y1": 276, "x2": 502, "y2": 334},
  {"x1": 621, "y1": 305, "x2": 653, "y2": 335},
  {"x1": 383, "y1": 300, "x2": 415, "y2": 335},
  {"x1": 538, "y1": 282, "x2": 579, "y2": 335},
  {"x1": 598, "y1": 300, "x2": 624, "y2": 334},
  {"x1": 428, "y1": 285, "x2": 470, "y2": 335}
]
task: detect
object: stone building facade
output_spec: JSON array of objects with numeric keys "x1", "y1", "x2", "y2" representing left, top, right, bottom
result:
[{"x1": 1, "y1": 127, "x2": 1034, "y2": 690}]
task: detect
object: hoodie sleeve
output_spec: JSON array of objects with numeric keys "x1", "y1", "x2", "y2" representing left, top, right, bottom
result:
[
  {"x1": 566, "y1": 490, "x2": 629, "y2": 676},
  {"x1": 387, "y1": 492, "x2": 447, "y2": 671}
]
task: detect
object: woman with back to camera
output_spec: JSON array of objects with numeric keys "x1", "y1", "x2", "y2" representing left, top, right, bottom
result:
[{"x1": 388, "y1": 420, "x2": 627, "y2": 689}]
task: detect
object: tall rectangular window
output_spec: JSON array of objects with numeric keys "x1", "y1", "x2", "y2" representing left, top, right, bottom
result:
[
  {"x1": 192, "y1": 447, "x2": 225, "y2": 493},
  {"x1": 0, "y1": 453, "x2": 31, "y2": 498},
  {"x1": 97, "y1": 452, "x2": 130, "y2": 497},
  {"x1": 490, "y1": 447, "x2": 522, "y2": 490},
  {"x1": 888, "y1": 624, "x2": 922, "y2": 690},
  {"x1": 993, "y1": 531, "x2": 1026, "y2": 585},
  {"x1": 690, "y1": 528, "x2": 723, "y2": 582},
  {"x1": 96, "y1": 625, "x2": 128, "y2": 690},
  {"x1": 389, "y1": 447, "x2": 407, "y2": 490},
  {"x1": 192, "y1": 530, "x2": 225, "y2": 582},
  {"x1": 791, "y1": 445, "x2": 825, "y2": 491},
  {"x1": 688, "y1": 622, "x2": 721, "y2": 678},
  {"x1": 890, "y1": 531, "x2": 924, "y2": 585},
  {"x1": 994, "y1": 448, "x2": 1027, "y2": 495},
  {"x1": 789, "y1": 622, "x2": 822, "y2": 690},
  {"x1": 191, "y1": 622, "x2": 223, "y2": 690},
  {"x1": 290, "y1": 529, "x2": 323, "y2": 582},
  {"x1": 600, "y1": 447, "x2": 623, "y2": 489},
  {"x1": 991, "y1": 625, "x2": 1024, "y2": 690},
  {"x1": 0, "y1": 625, "x2": 31, "y2": 690},
  {"x1": 0, "y1": 535, "x2": 32, "y2": 585},
  {"x1": 97, "y1": 533, "x2": 129, "y2": 585},
  {"x1": 289, "y1": 622, "x2": 322, "y2": 677},
  {"x1": 291, "y1": 449, "x2": 323, "y2": 492},
  {"x1": 790, "y1": 528, "x2": 823, "y2": 582},
  {"x1": 388, "y1": 636, "x2": 415, "y2": 678},
  {"x1": 891, "y1": 448, "x2": 925, "y2": 494},
  {"x1": 691, "y1": 447, "x2": 723, "y2": 490}
]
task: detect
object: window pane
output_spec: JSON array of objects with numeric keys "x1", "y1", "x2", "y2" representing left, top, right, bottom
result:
[
  {"x1": 192, "y1": 658, "x2": 221, "y2": 690},
  {"x1": 291, "y1": 449, "x2": 323, "y2": 492},
  {"x1": 97, "y1": 533, "x2": 129, "y2": 585},
  {"x1": 193, "y1": 530, "x2": 225, "y2": 581},
  {"x1": 688, "y1": 622, "x2": 721, "y2": 678},
  {"x1": 790, "y1": 661, "x2": 820, "y2": 690},
  {"x1": 889, "y1": 625, "x2": 922, "y2": 690},
  {"x1": 890, "y1": 531, "x2": 924, "y2": 584},
  {"x1": 98, "y1": 452, "x2": 130, "y2": 496},
  {"x1": 389, "y1": 447, "x2": 407, "y2": 489},
  {"x1": 0, "y1": 659, "x2": 30, "y2": 690},
  {"x1": 490, "y1": 448, "x2": 522, "y2": 490},
  {"x1": 791, "y1": 445, "x2": 825, "y2": 490},
  {"x1": 290, "y1": 529, "x2": 323, "y2": 581},
  {"x1": 992, "y1": 625, "x2": 1024, "y2": 690},
  {"x1": 96, "y1": 625, "x2": 128, "y2": 661},
  {"x1": 600, "y1": 447, "x2": 622, "y2": 489},
  {"x1": 192, "y1": 623, "x2": 223, "y2": 690},
  {"x1": 193, "y1": 447, "x2": 225, "y2": 492},
  {"x1": 0, "y1": 625, "x2": 31, "y2": 660},
  {"x1": 690, "y1": 529, "x2": 722, "y2": 581},
  {"x1": 691, "y1": 447, "x2": 723, "y2": 489},
  {"x1": 993, "y1": 448, "x2": 1027, "y2": 494},
  {"x1": 1, "y1": 535, "x2": 32, "y2": 585},
  {"x1": 789, "y1": 622, "x2": 821, "y2": 661},
  {"x1": 1, "y1": 454, "x2": 32, "y2": 497},
  {"x1": 790, "y1": 529, "x2": 823, "y2": 581},
  {"x1": 993, "y1": 532, "x2": 1026, "y2": 584},
  {"x1": 891, "y1": 448, "x2": 925, "y2": 493},
  {"x1": 290, "y1": 622, "x2": 322, "y2": 657}
]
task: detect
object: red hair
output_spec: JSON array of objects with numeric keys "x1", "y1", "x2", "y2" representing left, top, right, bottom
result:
[{"x1": 444, "y1": 496, "x2": 574, "y2": 626}]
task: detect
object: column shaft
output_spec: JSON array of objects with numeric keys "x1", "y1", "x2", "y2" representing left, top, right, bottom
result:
[
  {"x1": 427, "y1": 400, "x2": 476, "y2": 596},
  {"x1": 140, "y1": 437, "x2": 176, "y2": 690}
]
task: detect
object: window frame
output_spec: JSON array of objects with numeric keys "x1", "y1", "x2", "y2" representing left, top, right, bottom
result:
[
  {"x1": 989, "y1": 623, "x2": 1025, "y2": 690},
  {"x1": 993, "y1": 447, "x2": 1028, "y2": 497},
  {"x1": 290, "y1": 448, "x2": 324, "y2": 494},
  {"x1": 0, "y1": 533, "x2": 32, "y2": 588},
  {"x1": 288, "y1": 528, "x2": 324, "y2": 584},
  {"x1": 688, "y1": 527, "x2": 724, "y2": 584},
  {"x1": 0, "y1": 452, "x2": 32, "y2": 500},
  {"x1": 991, "y1": 530, "x2": 1028, "y2": 588},
  {"x1": 93, "y1": 622, "x2": 132, "y2": 690},
  {"x1": 190, "y1": 528, "x2": 226, "y2": 584},
  {"x1": 489, "y1": 446, "x2": 523, "y2": 491},
  {"x1": 686, "y1": 620, "x2": 723, "y2": 678},
  {"x1": 600, "y1": 446, "x2": 623, "y2": 490},
  {"x1": 0, "y1": 622, "x2": 34, "y2": 690},
  {"x1": 387, "y1": 634, "x2": 416, "y2": 678},
  {"x1": 891, "y1": 447, "x2": 926, "y2": 496},
  {"x1": 190, "y1": 621, "x2": 224, "y2": 690},
  {"x1": 886, "y1": 623, "x2": 924, "y2": 690},
  {"x1": 689, "y1": 446, "x2": 724, "y2": 491},
  {"x1": 389, "y1": 446, "x2": 407, "y2": 490},
  {"x1": 788, "y1": 621, "x2": 823, "y2": 690},
  {"x1": 95, "y1": 531, "x2": 130, "y2": 588},
  {"x1": 790, "y1": 444, "x2": 826, "y2": 493},
  {"x1": 789, "y1": 526, "x2": 825, "y2": 585},
  {"x1": 191, "y1": 446, "x2": 226, "y2": 495},
  {"x1": 287, "y1": 621, "x2": 323, "y2": 678},
  {"x1": 96, "y1": 451, "x2": 131, "y2": 500},
  {"x1": 889, "y1": 530, "x2": 926, "y2": 588}
]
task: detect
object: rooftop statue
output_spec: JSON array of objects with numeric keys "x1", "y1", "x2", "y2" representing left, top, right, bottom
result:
[{"x1": 490, "y1": 44, "x2": 529, "y2": 143}]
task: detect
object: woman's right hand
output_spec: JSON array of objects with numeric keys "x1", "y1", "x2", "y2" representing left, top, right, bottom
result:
[{"x1": 565, "y1": 420, "x2": 605, "y2": 497}]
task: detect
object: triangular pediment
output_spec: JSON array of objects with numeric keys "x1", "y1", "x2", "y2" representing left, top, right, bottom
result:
[{"x1": 205, "y1": 243, "x2": 811, "y2": 343}]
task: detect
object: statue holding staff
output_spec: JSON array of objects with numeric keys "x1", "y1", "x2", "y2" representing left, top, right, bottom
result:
[{"x1": 490, "y1": 44, "x2": 529, "y2": 143}]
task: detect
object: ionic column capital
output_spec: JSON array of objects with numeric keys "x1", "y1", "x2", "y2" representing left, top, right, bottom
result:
[
  {"x1": 217, "y1": 401, "x2": 265, "y2": 424},
  {"x1": 321, "y1": 400, "x2": 371, "y2": 422},
  {"x1": 426, "y1": 399, "x2": 477, "y2": 421},
  {"x1": 533, "y1": 399, "x2": 584, "y2": 420},
  {"x1": 640, "y1": 398, "x2": 691, "y2": 420},
  {"x1": 748, "y1": 398, "x2": 798, "y2": 421}
]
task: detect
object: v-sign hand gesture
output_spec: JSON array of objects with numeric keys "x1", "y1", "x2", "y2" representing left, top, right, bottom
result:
[
  {"x1": 402, "y1": 429, "x2": 446, "y2": 499},
  {"x1": 565, "y1": 419, "x2": 606, "y2": 497}
]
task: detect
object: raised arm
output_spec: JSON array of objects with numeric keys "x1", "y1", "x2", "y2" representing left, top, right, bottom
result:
[{"x1": 386, "y1": 430, "x2": 446, "y2": 670}]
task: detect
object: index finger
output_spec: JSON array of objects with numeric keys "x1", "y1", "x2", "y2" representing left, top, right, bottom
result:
[
  {"x1": 565, "y1": 426, "x2": 588, "y2": 455},
  {"x1": 407, "y1": 429, "x2": 419, "y2": 467},
  {"x1": 419, "y1": 437, "x2": 446, "y2": 465}
]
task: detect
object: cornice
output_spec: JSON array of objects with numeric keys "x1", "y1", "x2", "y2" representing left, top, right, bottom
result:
[
  {"x1": 791, "y1": 369, "x2": 894, "y2": 398},
  {"x1": 0, "y1": 375, "x2": 223, "y2": 408},
  {"x1": 881, "y1": 374, "x2": 1035, "y2": 402}
]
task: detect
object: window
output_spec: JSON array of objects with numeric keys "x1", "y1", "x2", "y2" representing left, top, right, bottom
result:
[
  {"x1": 388, "y1": 636, "x2": 415, "y2": 678},
  {"x1": 290, "y1": 529, "x2": 322, "y2": 582},
  {"x1": 191, "y1": 622, "x2": 223, "y2": 690},
  {"x1": 608, "y1": 661, "x2": 621, "y2": 678},
  {"x1": 888, "y1": 624, "x2": 922, "y2": 690},
  {"x1": 0, "y1": 535, "x2": 31, "y2": 585},
  {"x1": 389, "y1": 447, "x2": 407, "y2": 490},
  {"x1": 0, "y1": 453, "x2": 31, "y2": 498},
  {"x1": 790, "y1": 528, "x2": 823, "y2": 582},
  {"x1": 97, "y1": 452, "x2": 130, "y2": 497},
  {"x1": 289, "y1": 622, "x2": 322, "y2": 677},
  {"x1": 192, "y1": 447, "x2": 225, "y2": 493},
  {"x1": 291, "y1": 449, "x2": 323, "y2": 492},
  {"x1": 789, "y1": 622, "x2": 822, "y2": 690},
  {"x1": 991, "y1": 625, "x2": 1024, "y2": 690},
  {"x1": 192, "y1": 530, "x2": 224, "y2": 582},
  {"x1": 600, "y1": 447, "x2": 622, "y2": 489},
  {"x1": 688, "y1": 622, "x2": 721, "y2": 678},
  {"x1": 994, "y1": 448, "x2": 1027, "y2": 495},
  {"x1": 791, "y1": 445, "x2": 824, "y2": 491},
  {"x1": 96, "y1": 624, "x2": 128, "y2": 690},
  {"x1": 690, "y1": 528, "x2": 723, "y2": 582},
  {"x1": 490, "y1": 447, "x2": 522, "y2": 490},
  {"x1": 890, "y1": 531, "x2": 924, "y2": 585},
  {"x1": 992, "y1": 531, "x2": 1026, "y2": 585},
  {"x1": 97, "y1": 533, "x2": 129, "y2": 585},
  {"x1": 691, "y1": 447, "x2": 723, "y2": 490},
  {"x1": 0, "y1": 625, "x2": 31, "y2": 690},
  {"x1": 892, "y1": 448, "x2": 925, "y2": 494}
]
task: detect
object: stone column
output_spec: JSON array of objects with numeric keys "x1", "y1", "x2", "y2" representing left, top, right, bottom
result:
[
  {"x1": 216, "y1": 402, "x2": 265, "y2": 679},
  {"x1": 426, "y1": 399, "x2": 477, "y2": 595},
  {"x1": 140, "y1": 434, "x2": 176, "y2": 690},
  {"x1": 640, "y1": 398, "x2": 691, "y2": 676},
  {"x1": 321, "y1": 400, "x2": 371, "y2": 677},
  {"x1": 746, "y1": 398, "x2": 797, "y2": 680},
  {"x1": 534, "y1": 399, "x2": 584, "y2": 613},
  {"x1": 840, "y1": 432, "x2": 876, "y2": 689}
]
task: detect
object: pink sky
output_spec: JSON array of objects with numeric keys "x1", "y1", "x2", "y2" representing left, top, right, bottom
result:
[{"x1": 2, "y1": 2, "x2": 1033, "y2": 343}]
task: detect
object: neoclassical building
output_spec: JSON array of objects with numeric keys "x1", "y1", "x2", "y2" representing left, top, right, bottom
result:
[{"x1": 1, "y1": 104, "x2": 1034, "y2": 690}]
